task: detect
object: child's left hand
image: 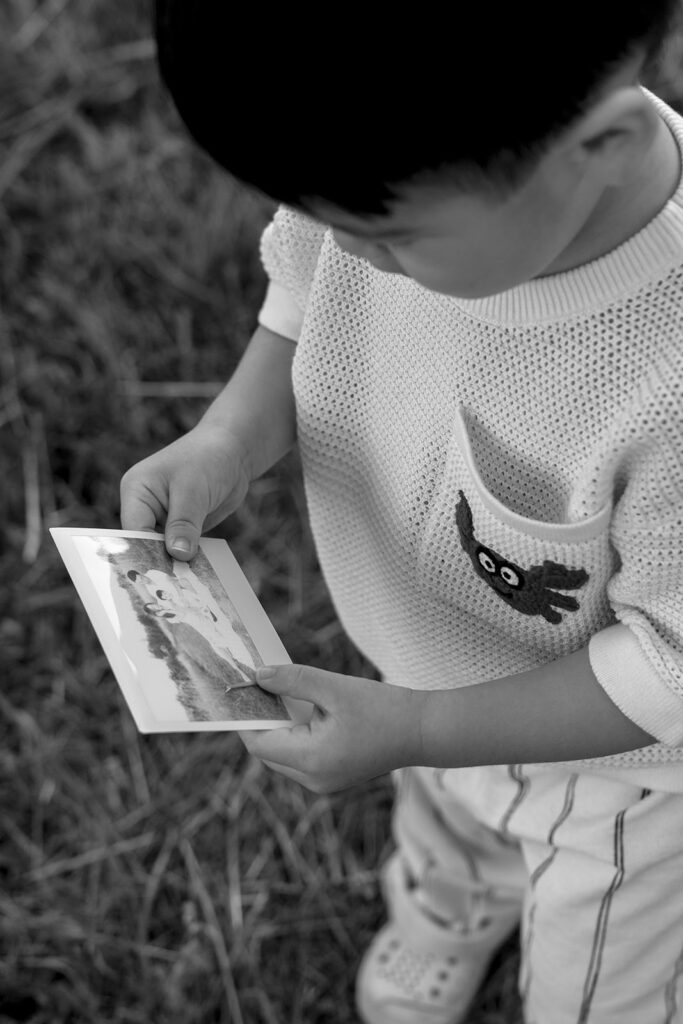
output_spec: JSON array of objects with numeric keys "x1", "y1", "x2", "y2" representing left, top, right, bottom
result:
[{"x1": 239, "y1": 665, "x2": 424, "y2": 793}]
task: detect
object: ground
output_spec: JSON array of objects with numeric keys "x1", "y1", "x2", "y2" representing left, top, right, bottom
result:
[{"x1": 2, "y1": 3, "x2": 683, "y2": 1022}]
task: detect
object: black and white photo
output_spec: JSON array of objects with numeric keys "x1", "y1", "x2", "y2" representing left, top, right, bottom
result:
[{"x1": 50, "y1": 528, "x2": 295, "y2": 732}]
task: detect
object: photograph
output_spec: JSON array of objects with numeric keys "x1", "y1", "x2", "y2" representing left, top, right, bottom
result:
[{"x1": 50, "y1": 527, "x2": 296, "y2": 731}]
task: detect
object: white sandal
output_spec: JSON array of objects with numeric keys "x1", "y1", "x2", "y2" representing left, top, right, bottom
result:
[{"x1": 356, "y1": 856, "x2": 520, "y2": 1024}]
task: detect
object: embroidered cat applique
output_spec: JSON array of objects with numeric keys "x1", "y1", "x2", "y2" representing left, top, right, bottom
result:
[{"x1": 455, "y1": 491, "x2": 589, "y2": 624}]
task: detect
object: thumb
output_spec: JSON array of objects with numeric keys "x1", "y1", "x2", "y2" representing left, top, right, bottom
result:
[
  {"x1": 164, "y1": 484, "x2": 207, "y2": 561},
  {"x1": 255, "y1": 664, "x2": 335, "y2": 705},
  {"x1": 164, "y1": 516, "x2": 202, "y2": 560}
]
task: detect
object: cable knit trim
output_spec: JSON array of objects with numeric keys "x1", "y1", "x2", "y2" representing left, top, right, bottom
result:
[
  {"x1": 589, "y1": 623, "x2": 683, "y2": 747},
  {"x1": 257, "y1": 280, "x2": 304, "y2": 342}
]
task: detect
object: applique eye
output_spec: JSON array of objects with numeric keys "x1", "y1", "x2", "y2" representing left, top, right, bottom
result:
[
  {"x1": 478, "y1": 551, "x2": 496, "y2": 574},
  {"x1": 500, "y1": 566, "x2": 521, "y2": 588}
]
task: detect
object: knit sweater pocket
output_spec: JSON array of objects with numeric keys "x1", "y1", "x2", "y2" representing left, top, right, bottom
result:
[{"x1": 417, "y1": 407, "x2": 617, "y2": 670}]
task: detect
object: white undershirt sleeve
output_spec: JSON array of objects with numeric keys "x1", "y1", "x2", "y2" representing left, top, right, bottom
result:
[
  {"x1": 257, "y1": 280, "x2": 305, "y2": 343},
  {"x1": 589, "y1": 622, "x2": 683, "y2": 747}
]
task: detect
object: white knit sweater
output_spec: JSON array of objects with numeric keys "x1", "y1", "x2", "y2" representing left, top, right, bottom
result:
[{"x1": 258, "y1": 93, "x2": 683, "y2": 779}]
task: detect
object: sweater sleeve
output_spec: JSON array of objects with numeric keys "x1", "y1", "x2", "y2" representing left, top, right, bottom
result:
[
  {"x1": 589, "y1": 431, "x2": 683, "y2": 747},
  {"x1": 257, "y1": 206, "x2": 327, "y2": 342}
]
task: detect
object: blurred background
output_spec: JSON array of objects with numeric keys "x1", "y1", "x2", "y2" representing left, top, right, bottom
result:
[{"x1": 2, "y1": 3, "x2": 683, "y2": 1022}]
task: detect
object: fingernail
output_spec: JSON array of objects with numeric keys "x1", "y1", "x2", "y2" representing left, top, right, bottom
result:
[
  {"x1": 256, "y1": 667, "x2": 276, "y2": 680},
  {"x1": 170, "y1": 537, "x2": 191, "y2": 554}
]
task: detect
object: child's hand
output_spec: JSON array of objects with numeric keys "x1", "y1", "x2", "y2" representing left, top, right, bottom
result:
[
  {"x1": 120, "y1": 424, "x2": 251, "y2": 560},
  {"x1": 240, "y1": 665, "x2": 424, "y2": 793}
]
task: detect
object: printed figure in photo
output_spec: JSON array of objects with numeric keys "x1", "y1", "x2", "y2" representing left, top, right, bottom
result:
[
  {"x1": 72, "y1": 533, "x2": 288, "y2": 725},
  {"x1": 127, "y1": 563, "x2": 255, "y2": 688}
]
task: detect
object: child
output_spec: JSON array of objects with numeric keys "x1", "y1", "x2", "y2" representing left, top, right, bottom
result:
[{"x1": 121, "y1": 2, "x2": 683, "y2": 1020}]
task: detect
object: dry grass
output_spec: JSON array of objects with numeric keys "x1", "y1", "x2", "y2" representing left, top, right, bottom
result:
[{"x1": 2, "y1": 3, "x2": 683, "y2": 1022}]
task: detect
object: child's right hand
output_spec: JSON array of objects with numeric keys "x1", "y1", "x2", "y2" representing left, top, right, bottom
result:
[{"x1": 119, "y1": 423, "x2": 251, "y2": 560}]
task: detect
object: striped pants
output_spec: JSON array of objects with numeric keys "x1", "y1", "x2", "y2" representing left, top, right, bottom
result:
[{"x1": 389, "y1": 765, "x2": 683, "y2": 1023}]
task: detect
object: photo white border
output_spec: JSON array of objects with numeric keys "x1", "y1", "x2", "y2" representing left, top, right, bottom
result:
[{"x1": 50, "y1": 527, "x2": 309, "y2": 733}]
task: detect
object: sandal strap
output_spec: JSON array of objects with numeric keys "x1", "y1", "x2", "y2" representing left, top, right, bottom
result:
[
  {"x1": 395, "y1": 844, "x2": 522, "y2": 904},
  {"x1": 384, "y1": 856, "x2": 520, "y2": 958},
  {"x1": 390, "y1": 890, "x2": 518, "y2": 957}
]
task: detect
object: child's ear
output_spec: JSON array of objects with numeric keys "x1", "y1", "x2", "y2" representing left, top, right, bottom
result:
[{"x1": 567, "y1": 87, "x2": 660, "y2": 184}]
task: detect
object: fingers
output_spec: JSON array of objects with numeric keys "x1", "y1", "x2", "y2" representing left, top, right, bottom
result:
[
  {"x1": 120, "y1": 459, "x2": 209, "y2": 560},
  {"x1": 255, "y1": 663, "x2": 336, "y2": 704},
  {"x1": 120, "y1": 430, "x2": 251, "y2": 561},
  {"x1": 260, "y1": 759, "x2": 311, "y2": 789},
  {"x1": 119, "y1": 473, "x2": 165, "y2": 533},
  {"x1": 242, "y1": 666, "x2": 336, "y2": 775},
  {"x1": 240, "y1": 722, "x2": 313, "y2": 769}
]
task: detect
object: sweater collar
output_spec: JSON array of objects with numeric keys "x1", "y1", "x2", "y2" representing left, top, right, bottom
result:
[{"x1": 453, "y1": 90, "x2": 683, "y2": 325}]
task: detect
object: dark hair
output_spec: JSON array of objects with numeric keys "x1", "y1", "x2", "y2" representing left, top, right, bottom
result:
[{"x1": 155, "y1": 1, "x2": 679, "y2": 215}]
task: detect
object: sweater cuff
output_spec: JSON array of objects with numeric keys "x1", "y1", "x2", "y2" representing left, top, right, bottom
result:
[
  {"x1": 589, "y1": 623, "x2": 683, "y2": 746},
  {"x1": 257, "y1": 281, "x2": 304, "y2": 342}
]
